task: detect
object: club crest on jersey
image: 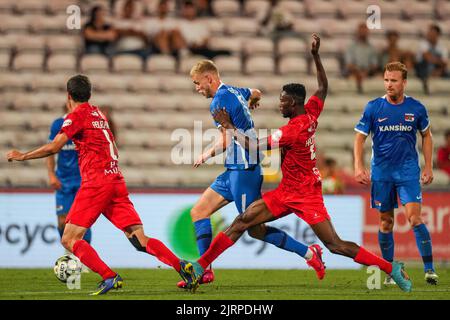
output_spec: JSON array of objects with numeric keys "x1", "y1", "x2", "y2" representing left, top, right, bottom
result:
[
  {"x1": 62, "y1": 119, "x2": 72, "y2": 127},
  {"x1": 91, "y1": 111, "x2": 99, "y2": 117},
  {"x1": 271, "y1": 129, "x2": 283, "y2": 143},
  {"x1": 404, "y1": 113, "x2": 414, "y2": 122}
]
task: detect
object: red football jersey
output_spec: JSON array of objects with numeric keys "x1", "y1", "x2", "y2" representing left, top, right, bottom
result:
[
  {"x1": 267, "y1": 95, "x2": 324, "y2": 193},
  {"x1": 60, "y1": 102, "x2": 124, "y2": 186}
]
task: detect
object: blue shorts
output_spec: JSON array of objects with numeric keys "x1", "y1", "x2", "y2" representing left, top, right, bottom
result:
[
  {"x1": 371, "y1": 180, "x2": 422, "y2": 212},
  {"x1": 210, "y1": 166, "x2": 263, "y2": 214},
  {"x1": 56, "y1": 178, "x2": 81, "y2": 216}
]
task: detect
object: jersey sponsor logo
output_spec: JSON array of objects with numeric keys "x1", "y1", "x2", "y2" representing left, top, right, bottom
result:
[
  {"x1": 378, "y1": 124, "x2": 413, "y2": 132},
  {"x1": 404, "y1": 113, "x2": 415, "y2": 122},
  {"x1": 271, "y1": 129, "x2": 283, "y2": 143},
  {"x1": 62, "y1": 119, "x2": 72, "y2": 128},
  {"x1": 377, "y1": 117, "x2": 388, "y2": 122},
  {"x1": 374, "y1": 200, "x2": 382, "y2": 207},
  {"x1": 416, "y1": 194, "x2": 422, "y2": 200}
]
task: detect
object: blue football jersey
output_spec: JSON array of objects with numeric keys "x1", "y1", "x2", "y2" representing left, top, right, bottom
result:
[
  {"x1": 210, "y1": 83, "x2": 260, "y2": 170},
  {"x1": 354, "y1": 95, "x2": 430, "y2": 182},
  {"x1": 48, "y1": 116, "x2": 80, "y2": 180}
]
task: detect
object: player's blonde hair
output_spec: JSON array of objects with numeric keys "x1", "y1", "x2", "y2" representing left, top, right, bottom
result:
[
  {"x1": 384, "y1": 62, "x2": 408, "y2": 79},
  {"x1": 190, "y1": 60, "x2": 220, "y2": 77}
]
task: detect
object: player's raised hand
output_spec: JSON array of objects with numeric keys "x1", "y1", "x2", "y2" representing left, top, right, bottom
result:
[
  {"x1": 421, "y1": 167, "x2": 434, "y2": 185},
  {"x1": 249, "y1": 98, "x2": 260, "y2": 110},
  {"x1": 213, "y1": 108, "x2": 234, "y2": 129},
  {"x1": 354, "y1": 167, "x2": 370, "y2": 185},
  {"x1": 311, "y1": 33, "x2": 320, "y2": 55},
  {"x1": 6, "y1": 149, "x2": 25, "y2": 162}
]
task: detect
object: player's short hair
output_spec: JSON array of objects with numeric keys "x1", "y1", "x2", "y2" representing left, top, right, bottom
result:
[
  {"x1": 384, "y1": 62, "x2": 408, "y2": 80},
  {"x1": 190, "y1": 60, "x2": 220, "y2": 77},
  {"x1": 67, "y1": 74, "x2": 92, "y2": 102},
  {"x1": 282, "y1": 83, "x2": 306, "y2": 105}
]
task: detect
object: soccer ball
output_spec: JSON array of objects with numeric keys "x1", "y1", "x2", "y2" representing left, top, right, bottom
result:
[{"x1": 54, "y1": 255, "x2": 82, "y2": 283}]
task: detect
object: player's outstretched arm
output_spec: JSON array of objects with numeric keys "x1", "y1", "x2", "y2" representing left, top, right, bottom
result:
[
  {"x1": 420, "y1": 127, "x2": 434, "y2": 185},
  {"x1": 311, "y1": 34, "x2": 328, "y2": 102},
  {"x1": 7, "y1": 132, "x2": 69, "y2": 162},
  {"x1": 213, "y1": 108, "x2": 267, "y2": 152},
  {"x1": 193, "y1": 127, "x2": 232, "y2": 168}
]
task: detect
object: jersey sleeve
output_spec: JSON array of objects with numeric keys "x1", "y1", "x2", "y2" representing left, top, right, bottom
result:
[
  {"x1": 48, "y1": 119, "x2": 62, "y2": 142},
  {"x1": 354, "y1": 102, "x2": 373, "y2": 136},
  {"x1": 417, "y1": 104, "x2": 430, "y2": 132},
  {"x1": 59, "y1": 112, "x2": 83, "y2": 139},
  {"x1": 236, "y1": 87, "x2": 251, "y2": 100},
  {"x1": 304, "y1": 95, "x2": 324, "y2": 120},
  {"x1": 267, "y1": 124, "x2": 297, "y2": 149}
]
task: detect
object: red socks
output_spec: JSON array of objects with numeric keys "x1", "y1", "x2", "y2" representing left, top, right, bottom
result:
[
  {"x1": 198, "y1": 232, "x2": 235, "y2": 269},
  {"x1": 354, "y1": 246, "x2": 393, "y2": 274},
  {"x1": 72, "y1": 240, "x2": 116, "y2": 280},
  {"x1": 146, "y1": 238, "x2": 181, "y2": 272}
]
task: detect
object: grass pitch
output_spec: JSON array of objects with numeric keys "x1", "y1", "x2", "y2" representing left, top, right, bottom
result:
[{"x1": 0, "y1": 268, "x2": 448, "y2": 300}]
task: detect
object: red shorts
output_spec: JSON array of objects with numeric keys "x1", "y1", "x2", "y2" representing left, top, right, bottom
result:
[
  {"x1": 66, "y1": 182, "x2": 142, "y2": 231},
  {"x1": 262, "y1": 187, "x2": 330, "y2": 225}
]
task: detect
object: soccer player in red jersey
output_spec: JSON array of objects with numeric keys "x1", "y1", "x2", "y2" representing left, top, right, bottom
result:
[
  {"x1": 180, "y1": 34, "x2": 413, "y2": 293},
  {"x1": 6, "y1": 75, "x2": 189, "y2": 295}
]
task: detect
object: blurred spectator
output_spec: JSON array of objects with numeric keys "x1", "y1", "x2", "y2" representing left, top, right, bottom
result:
[
  {"x1": 114, "y1": 0, "x2": 152, "y2": 60},
  {"x1": 83, "y1": 5, "x2": 118, "y2": 57},
  {"x1": 345, "y1": 23, "x2": 379, "y2": 94},
  {"x1": 320, "y1": 158, "x2": 345, "y2": 195},
  {"x1": 196, "y1": 0, "x2": 215, "y2": 17},
  {"x1": 380, "y1": 30, "x2": 415, "y2": 71},
  {"x1": 437, "y1": 130, "x2": 450, "y2": 177},
  {"x1": 178, "y1": 1, "x2": 231, "y2": 59},
  {"x1": 415, "y1": 24, "x2": 449, "y2": 93},
  {"x1": 147, "y1": 0, "x2": 185, "y2": 57},
  {"x1": 260, "y1": 0, "x2": 294, "y2": 37}
]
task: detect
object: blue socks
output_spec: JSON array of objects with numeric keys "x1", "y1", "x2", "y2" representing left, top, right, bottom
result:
[
  {"x1": 378, "y1": 231, "x2": 394, "y2": 262},
  {"x1": 194, "y1": 218, "x2": 213, "y2": 256},
  {"x1": 263, "y1": 226, "x2": 308, "y2": 257},
  {"x1": 413, "y1": 223, "x2": 434, "y2": 272}
]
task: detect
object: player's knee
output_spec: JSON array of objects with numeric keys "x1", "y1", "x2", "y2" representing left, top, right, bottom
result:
[
  {"x1": 408, "y1": 215, "x2": 423, "y2": 227},
  {"x1": 60, "y1": 235, "x2": 74, "y2": 251},
  {"x1": 190, "y1": 207, "x2": 207, "y2": 221},
  {"x1": 379, "y1": 218, "x2": 394, "y2": 232}
]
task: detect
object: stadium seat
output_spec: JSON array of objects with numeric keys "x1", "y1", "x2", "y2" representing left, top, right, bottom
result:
[
  {"x1": 311, "y1": 57, "x2": 342, "y2": 76},
  {"x1": 225, "y1": 17, "x2": 260, "y2": 36},
  {"x1": 427, "y1": 169, "x2": 449, "y2": 187},
  {"x1": 213, "y1": 55, "x2": 242, "y2": 75},
  {"x1": 6, "y1": 167, "x2": 48, "y2": 187},
  {"x1": 212, "y1": 0, "x2": 240, "y2": 17},
  {"x1": 30, "y1": 14, "x2": 69, "y2": 34},
  {"x1": 315, "y1": 132, "x2": 356, "y2": 150},
  {"x1": 88, "y1": 74, "x2": 130, "y2": 92},
  {"x1": 160, "y1": 75, "x2": 194, "y2": 92},
  {"x1": 0, "y1": 53, "x2": 10, "y2": 70},
  {"x1": 80, "y1": 54, "x2": 110, "y2": 74},
  {"x1": 243, "y1": 37, "x2": 275, "y2": 57},
  {"x1": 12, "y1": 53, "x2": 44, "y2": 72},
  {"x1": 199, "y1": 17, "x2": 225, "y2": 35},
  {"x1": 46, "y1": 35, "x2": 81, "y2": 54},
  {"x1": 47, "y1": 0, "x2": 77, "y2": 14},
  {"x1": 305, "y1": 0, "x2": 337, "y2": 17},
  {"x1": 47, "y1": 53, "x2": 77, "y2": 73},
  {"x1": 402, "y1": 0, "x2": 435, "y2": 19},
  {"x1": 128, "y1": 75, "x2": 161, "y2": 93},
  {"x1": 0, "y1": 14, "x2": 30, "y2": 33},
  {"x1": 14, "y1": 0, "x2": 47, "y2": 14},
  {"x1": 15, "y1": 35, "x2": 47, "y2": 53},
  {"x1": 293, "y1": 19, "x2": 323, "y2": 35},
  {"x1": 109, "y1": 94, "x2": 150, "y2": 111},
  {"x1": 246, "y1": 56, "x2": 275, "y2": 75},
  {"x1": 244, "y1": 0, "x2": 271, "y2": 20},
  {"x1": 277, "y1": 37, "x2": 307, "y2": 57},
  {"x1": 112, "y1": 54, "x2": 143, "y2": 74},
  {"x1": 278, "y1": 56, "x2": 308, "y2": 75},
  {"x1": 209, "y1": 37, "x2": 243, "y2": 55},
  {"x1": 146, "y1": 54, "x2": 177, "y2": 74},
  {"x1": 175, "y1": 95, "x2": 209, "y2": 112},
  {"x1": 179, "y1": 55, "x2": 206, "y2": 75},
  {"x1": 0, "y1": 0, "x2": 15, "y2": 13},
  {"x1": 12, "y1": 93, "x2": 48, "y2": 111},
  {"x1": 277, "y1": 0, "x2": 305, "y2": 16}
]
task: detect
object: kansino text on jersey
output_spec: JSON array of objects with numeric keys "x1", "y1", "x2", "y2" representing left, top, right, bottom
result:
[{"x1": 378, "y1": 125, "x2": 413, "y2": 132}]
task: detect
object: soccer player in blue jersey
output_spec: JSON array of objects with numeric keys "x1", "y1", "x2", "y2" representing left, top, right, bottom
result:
[
  {"x1": 47, "y1": 104, "x2": 92, "y2": 247},
  {"x1": 354, "y1": 61, "x2": 438, "y2": 285},
  {"x1": 176, "y1": 60, "x2": 325, "y2": 288}
]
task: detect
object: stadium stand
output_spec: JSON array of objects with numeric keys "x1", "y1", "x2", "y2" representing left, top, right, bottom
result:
[{"x1": 0, "y1": 0, "x2": 449, "y2": 189}]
